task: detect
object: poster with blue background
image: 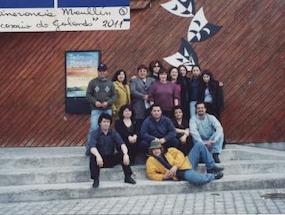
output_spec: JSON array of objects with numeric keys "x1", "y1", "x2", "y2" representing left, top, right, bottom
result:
[{"x1": 66, "y1": 51, "x2": 100, "y2": 98}]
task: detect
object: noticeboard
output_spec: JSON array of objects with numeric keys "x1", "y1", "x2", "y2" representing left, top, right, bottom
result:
[{"x1": 65, "y1": 50, "x2": 101, "y2": 114}]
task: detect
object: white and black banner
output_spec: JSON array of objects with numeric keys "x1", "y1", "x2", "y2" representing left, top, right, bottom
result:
[{"x1": 0, "y1": 0, "x2": 130, "y2": 32}]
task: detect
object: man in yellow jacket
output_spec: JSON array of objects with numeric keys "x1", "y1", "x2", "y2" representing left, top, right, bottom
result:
[{"x1": 146, "y1": 140, "x2": 224, "y2": 185}]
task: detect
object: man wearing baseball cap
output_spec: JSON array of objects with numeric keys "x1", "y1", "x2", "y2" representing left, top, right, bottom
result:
[
  {"x1": 86, "y1": 63, "x2": 116, "y2": 155},
  {"x1": 146, "y1": 139, "x2": 224, "y2": 185}
]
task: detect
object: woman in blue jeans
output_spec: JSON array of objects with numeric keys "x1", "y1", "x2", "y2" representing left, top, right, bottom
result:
[{"x1": 146, "y1": 140, "x2": 224, "y2": 185}]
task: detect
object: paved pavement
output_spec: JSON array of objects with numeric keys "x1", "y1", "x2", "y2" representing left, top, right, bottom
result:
[{"x1": 0, "y1": 188, "x2": 285, "y2": 214}]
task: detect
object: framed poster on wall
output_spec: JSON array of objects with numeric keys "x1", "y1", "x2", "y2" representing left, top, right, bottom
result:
[{"x1": 65, "y1": 50, "x2": 101, "y2": 114}]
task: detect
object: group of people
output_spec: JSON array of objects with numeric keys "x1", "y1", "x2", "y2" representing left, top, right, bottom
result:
[{"x1": 85, "y1": 61, "x2": 225, "y2": 188}]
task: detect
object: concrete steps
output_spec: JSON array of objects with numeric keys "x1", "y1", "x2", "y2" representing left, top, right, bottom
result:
[
  {"x1": 0, "y1": 144, "x2": 285, "y2": 203},
  {"x1": 0, "y1": 144, "x2": 283, "y2": 169},
  {"x1": 1, "y1": 160, "x2": 285, "y2": 186},
  {"x1": 0, "y1": 147, "x2": 86, "y2": 169},
  {"x1": 0, "y1": 173, "x2": 284, "y2": 203}
]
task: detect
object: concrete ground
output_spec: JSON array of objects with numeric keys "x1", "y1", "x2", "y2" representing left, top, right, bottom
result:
[
  {"x1": 1, "y1": 143, "x2": 285, "y2": 214},
  {"x1": 0, "y1": 188, "x2": 284, "y2": 214}
]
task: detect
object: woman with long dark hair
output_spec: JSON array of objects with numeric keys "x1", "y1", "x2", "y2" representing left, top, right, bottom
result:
[
  {"x1": 112, "y1": 69, "x2": 131, "y2": 119},
  {"x1": 197, "y1": 70, "x2": 224, "y2": 120},
  {"x1": 188, "y1": 65, "x2": 202, "y2": 118},
  {"x1": 169, "y1": 66, "x2": 182, "y2": 106},
  {"x1": 178, "y1": 65, "x2": 190, "y2": 121},
  {"x1": 115, "y1": 104, "x2": 139, "y2": 164},
  {"x1": 172, "y1": 106, "x2": 193, "y2": 155},
  {"x1": 149, "y1": 60, "x2": 163, "y2": 80}
]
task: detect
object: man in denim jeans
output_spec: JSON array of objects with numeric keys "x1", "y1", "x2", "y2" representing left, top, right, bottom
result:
[
  {"x1": 190, "y1": 102, "x2": 224, "y2": 163},
  {"x1": 86, "y1": 63, "x2": 116, "y2": 155}
]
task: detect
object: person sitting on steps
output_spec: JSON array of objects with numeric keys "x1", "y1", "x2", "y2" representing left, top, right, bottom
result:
[
  {"x1": 88, "y1": 113, "x2": 136, "y2": 188},
  {"x1": 190, "y1": 102, "x2": 224, "y2": 163},
  {"x1": 146, "y1": 139, "x2": 224, "y2": 185}
]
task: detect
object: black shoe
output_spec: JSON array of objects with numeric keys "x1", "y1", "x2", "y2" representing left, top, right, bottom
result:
[
  {"x1": 92, "y1": 179, "x2": 99, "y2": 188},
  {"x1": 85, "y1": 150, "x2": 90, "y2": 156},
  {"x1": 213, "y1": 153, "x2": 221, "y2": 163},
  {"x1": 214, "y1": 172, "x2": 223, "y2": 180},
  {"x1": 124, "y1": 176, "x2": 136, "y2": 184},
  {"x1": 222, "y1": 139, "x2": 227, "y2": 149},
  {"x1": 207, "y1": 165, "x2": 224, "y2": 173}
]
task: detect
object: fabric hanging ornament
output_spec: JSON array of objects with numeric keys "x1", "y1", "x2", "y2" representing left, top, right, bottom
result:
[
  {"x1": 187, "y1": 7, "x2": 222, "y2": 42},
  {"x1": 161, "y1": 0, "x2": 195, "y2": 17}
]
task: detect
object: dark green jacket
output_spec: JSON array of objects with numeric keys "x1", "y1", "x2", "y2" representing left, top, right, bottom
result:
[{"x1": 86, "y1": 77, "x2": 116, "y2": 110}]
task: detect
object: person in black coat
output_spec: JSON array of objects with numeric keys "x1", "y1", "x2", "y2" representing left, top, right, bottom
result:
[
  {"x1": 148, "y1": 60, "x2": 163, "y2": 80},
  {"x1": 171, "y1": 106, "x2": 193, "y2": 155},
  {"x1": 197, "y1": 70, "x2": 224, "y2": 121},
  {"x1": 178, "y1": 65, "x2": 191, "y2": 122},
  {"x1": 197, "y1": 70, "x2": 226, "y2": 150},
  {"x1": 115, "y1": 104, "x2": 139, "y2": 164},
  {"x1": 88, "y1": 113, "x2": 136, "y2": 188}
]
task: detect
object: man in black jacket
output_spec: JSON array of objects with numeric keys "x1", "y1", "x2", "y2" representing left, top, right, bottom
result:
[{"x1": 88, "y1": 113, "x2": 136, "y2": 188}]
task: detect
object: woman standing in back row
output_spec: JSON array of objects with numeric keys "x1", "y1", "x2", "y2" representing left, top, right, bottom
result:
[
  {"x1": 149, "y1": 60, "x2": 163, "y2": 80},
  {"x1": 188, "y1": 65, "x2": 202, "y2": 118},
  {"x1": 169, "y1": 66, "x2": 181, "y2": 107},
  {"x1": 130, "y1": 65, "x2": 155, "y2": 129},
  {"x1": 197, "y1": 70, "x2": 224, "y2": 121},
  {"x1": 148, "y1": 69, "x2": 180, "y2": 118},
  {"x1": 178, "y1": 65, "x2": 190, "y2": 122},
  {"x1": 112, "y1": 69, "x2": 131, "y2": 120}
]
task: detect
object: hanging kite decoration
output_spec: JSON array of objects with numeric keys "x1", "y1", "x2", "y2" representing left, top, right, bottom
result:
[
  {"x1": 188, "y1": 8, "x2": 222, "y2": 42},
  {"x1": 161, "y1": 0, "x2": 196, "y2": 17},
  {"x1": 161, "y1": 0, "x2": 222, "y2": 68},
  {"x1": 163, "y1": 38, "x2": 198, "y2": 71}
]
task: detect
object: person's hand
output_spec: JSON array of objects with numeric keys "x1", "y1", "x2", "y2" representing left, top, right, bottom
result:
[
  {"x1": 133, "y1": 134, "x2": 138, "y2": 142},
  {"x1": 204, "y1": 140, "x2": 215, "y2": 146},
  {"x1": 123, "y1": 154, "x2": 130, "y2": 166},
  {"x1": 143, "y1": 95, "x2": 148, "y2": 100},
  {"x1": 209, "y1": 140, "x2": 215, "y2": 144},
  {"x1": 219, "y1": 81, "x2": 224, "y2": 87},
  {"x1": 184, "y1": 129, "x2": 190, "y2": 136},
  {"x1": 102, "y1": 102, "x2": 108, "y2": 108},
  {"x1": 159, "y1": 138, "x2": 166, "y2": 144},
  {"x1": 128, "y1": 135, "x2": 137, "y2": 144},
  {"x1": 128, "y1": 136, "x2": 133, "y2": 143},
  {"x1": 96, "y1": 156, "x2": 104, "y2": 167},
  {"x1": 168, "y1": 166, "x2": 178, "y2": 177},
  {"x1": 95, "y1": 101, "x2": 102, "y2": 108},
  {"x1": 163, "y1": 171, "x2": 172, "y2": 180},
  {"x1": 128, "y1": 136, "x2": 135, "y2": 144},
  {"x1": 180, "y1": 135, "x2": 187, "y2": 144}
]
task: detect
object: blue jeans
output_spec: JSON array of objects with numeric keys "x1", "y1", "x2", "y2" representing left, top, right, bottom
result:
[
  {"x1": 87, "y1": 109, "x2": 112, "y2": 144},
  {"x1": 205, "y1": 135, "x2": 224, "y2": 154},
  {"x1": 192, "y1": 135, "x2": 223, "y2": 154},
  {"x1": 189, "y1": 101, "x2": 197, "y2": 118},
  {"x1": 182, "y1": 142, "x2": 216, "y2": 185}
]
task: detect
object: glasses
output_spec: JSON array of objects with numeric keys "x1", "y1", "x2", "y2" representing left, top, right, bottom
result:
[{"x1": 154, "y1": 65, "x2": 160, "y2": 68}]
